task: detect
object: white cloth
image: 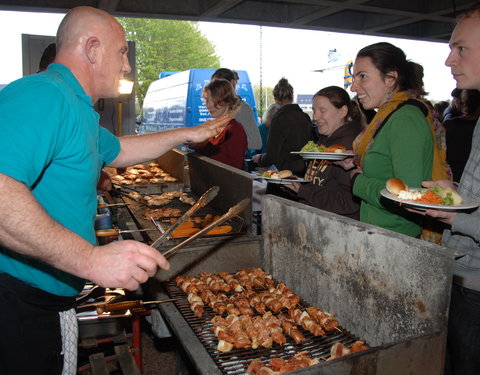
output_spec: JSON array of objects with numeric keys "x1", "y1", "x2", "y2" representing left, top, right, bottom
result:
[{"x1": 59, "y1": 308, "x2": 78, "y2": 375}]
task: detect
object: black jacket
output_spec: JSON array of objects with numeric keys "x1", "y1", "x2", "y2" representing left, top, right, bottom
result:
[
  {"x1": 297, "y1": 121, "x2": 363, "y2": 220},
  {"x1": 258, "y1": 104, "x2": 312, "y2": 175}
]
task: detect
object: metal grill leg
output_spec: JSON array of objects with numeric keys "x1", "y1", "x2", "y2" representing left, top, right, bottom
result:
[
  {"x1": 114, "y1": 344, "x2": 142, "y2": 375},
  {"x1": 88, "y1": 352, "x2": 110, "y2": 375}
]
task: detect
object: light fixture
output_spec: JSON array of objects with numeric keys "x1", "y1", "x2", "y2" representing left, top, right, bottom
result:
[
  {"x1": 117, "y1": 79, "x2": 134, "y2": 137},
  {"x1": 118, "y1": 79, "x2": 134, "y2": 95}
]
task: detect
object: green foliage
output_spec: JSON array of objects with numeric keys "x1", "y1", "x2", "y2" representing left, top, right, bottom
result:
[
  {"x1": 117, "y1": 18, "x2": 221, "y2": 108},
  {"x1": 253, "y1": 85, "x2": 274, "y2": 118}
]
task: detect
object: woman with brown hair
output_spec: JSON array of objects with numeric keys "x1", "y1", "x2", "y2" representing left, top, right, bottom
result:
[
  {"x1": 189, "y1": 79, "x2": 247, "y2": 169},
  {"x1": 343, "y1": 42, "x2": 450, "y2": 237},
  {"x1": 287, "y1": 86, "x2": 365, "y2": 219}
]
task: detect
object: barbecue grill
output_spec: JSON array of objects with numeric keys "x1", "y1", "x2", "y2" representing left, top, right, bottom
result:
[
  {"x1": 163, "y1": 278, "x2": 365, "y2": 374},
  {"x1": 147, "y1": 195, "x2": 452, "y2": 374},
  {"x1": 111, "y1": 150, "x2": 258, "y2": 246}
]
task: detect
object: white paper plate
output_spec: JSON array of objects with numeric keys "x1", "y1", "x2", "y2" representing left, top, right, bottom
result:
[
  {"x1": 253, "y1": 175, "x2": 309, "y2": 184},
  {"x1": 380, "y1": 189, "x2": 480, "y2": 211},
  {"x1": 291, "y1": 151, "x2": 352, "y2": 160}
]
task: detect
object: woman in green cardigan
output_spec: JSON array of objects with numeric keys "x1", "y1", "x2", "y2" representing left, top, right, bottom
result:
[{"x1": 341, "y1": 42, "x2": 450, "y2": 237}]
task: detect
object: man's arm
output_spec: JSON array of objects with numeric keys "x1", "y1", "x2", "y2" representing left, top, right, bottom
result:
[
  {"x1": 0, "y1": 173, "x2": 169, "y2": 290},
  {"x1": 110, "y1": 119, "x2": 227, "y2": 168}
]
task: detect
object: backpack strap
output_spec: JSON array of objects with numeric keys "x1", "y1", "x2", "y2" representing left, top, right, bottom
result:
[{"x1": 373, "y1": 99, "x2": 427, "y2": 139}]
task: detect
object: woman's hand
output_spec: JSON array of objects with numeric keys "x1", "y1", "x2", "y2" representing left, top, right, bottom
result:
[
  {"x1": 253, "y1": 154, "x2": 262, "y2": 164},
  {"x1": 422, "y1": 180, "x2": 457, "y2": 190},
  {"x1": 334, "y1": 150, "x2": 355, "y2": 170},
  {"x1": 349, "y1": 168, "x2": 363, "y2": 179},
  {"x1": 284, "y1": 181, "x2": 301, "y2": 193}
]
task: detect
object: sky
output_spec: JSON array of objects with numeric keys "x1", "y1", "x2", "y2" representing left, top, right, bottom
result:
[{"x1": 0, "y1": 10, "x2": 457, "y2": 102}]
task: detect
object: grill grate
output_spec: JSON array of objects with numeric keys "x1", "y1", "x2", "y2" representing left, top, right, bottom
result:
[
  {"x1": 164, "y1": 279, "x2": 363, "y2": 374},
  {"x1": 118, "y1": 194, "x2": 245, "y2": 242}
]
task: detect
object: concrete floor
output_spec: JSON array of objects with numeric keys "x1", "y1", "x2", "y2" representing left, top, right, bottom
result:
[
  {"x1": 77, "y1": 317, "x2": 176, "y2": 375},
  {"x1": 141, "y1": 322, "x2": 176, "y2": 375}
]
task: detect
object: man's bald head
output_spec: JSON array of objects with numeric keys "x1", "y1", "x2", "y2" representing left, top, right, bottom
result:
[
  {"x1": 54, "y1": 6, "x2": 131, "y2": 102},
  {"x1": 56, "y1": 6, "x2": 122, "y2": 52}
]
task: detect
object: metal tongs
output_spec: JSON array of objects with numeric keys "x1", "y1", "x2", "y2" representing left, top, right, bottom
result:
[
  {"x1": 112, "y1": 183, "x2": 148, "y2": 202},
  {"x1": 160, "y1": 198, "x2": 250, "y2": 259},
  {"x1": 150, "y1": 186, "x2": 220, "y2": 248}
]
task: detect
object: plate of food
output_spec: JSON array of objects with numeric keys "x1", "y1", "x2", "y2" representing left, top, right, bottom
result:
[
  {"x1": 291, "y1": 151, "x2": 352, "y2": 160},
  {"x1": 380, "y1": 178, "x2": 480, "y2": 211},
  {"x1": 291, "y1": 141, "x2": 352, "y2": 160},
  {"x1": 253, "y1": 170, "x2": 309, "y2": 184}
]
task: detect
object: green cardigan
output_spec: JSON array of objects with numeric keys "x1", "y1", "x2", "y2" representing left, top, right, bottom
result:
[{"x1": 353, "y1": 105, "x2": 433, "y2": 237}]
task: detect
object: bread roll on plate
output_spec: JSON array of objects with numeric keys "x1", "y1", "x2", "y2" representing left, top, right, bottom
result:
[
  {"x1": 386, "y1": 178, "x2": 408, "y2": 195},
  {"x1": 277, "y1": 170, "x2": 293, "y2": 179}
]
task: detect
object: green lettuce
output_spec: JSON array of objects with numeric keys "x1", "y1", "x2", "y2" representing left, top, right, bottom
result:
[{"x1": 301, "y1": 141, "x2": 325, "y2": 152}]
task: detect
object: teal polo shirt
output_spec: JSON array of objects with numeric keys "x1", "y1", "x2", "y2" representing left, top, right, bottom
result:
[{"x1": 0, "y1": 63, "x2": 120, "y2": 296}]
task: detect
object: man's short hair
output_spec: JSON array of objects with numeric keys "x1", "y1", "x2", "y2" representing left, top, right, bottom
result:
[{"x1": 457, "y1": 2, "x2": 480, "y2": 21}]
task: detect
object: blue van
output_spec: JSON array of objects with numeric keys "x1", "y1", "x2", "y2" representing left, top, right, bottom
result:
[{"x1": 137, "y1": 68, "x2": 258, "y2": 134}]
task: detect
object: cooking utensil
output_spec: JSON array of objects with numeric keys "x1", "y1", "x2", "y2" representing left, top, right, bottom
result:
[
  {"x1": 77, "y1": 298, "x2": 177, "y2": 313},
  {"x1": 96, "y1": 299, "x2": 177, "y2": 313},
  {"x1": 161, "y1": 198, "x2": 250, "y2": 259},
  {"x1": 75, "y1": 285, "x2": 106, "y2": 306},
  {"x1": 150, "y1": 185, "x2": 220, "y2": 248},
  {"x1": 95, "y1": 228, "x2": 159, "y2": 237},
  {"x1": 97, "y1": 202, "x2": 127, "y2": 209},
  {"x1": 112, "y1": 183, "x2": 148, "y2": 195}
]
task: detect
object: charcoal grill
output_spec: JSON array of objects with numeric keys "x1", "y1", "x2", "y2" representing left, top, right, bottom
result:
[
  {"x1": 148, "y1": 195, "x2": 452, "y2": 374},
  {"x1": 163, "y1": 279, "x2": 366, "y2": 374}
]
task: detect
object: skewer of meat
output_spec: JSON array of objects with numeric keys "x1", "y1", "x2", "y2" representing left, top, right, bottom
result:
[
  {"x1": 252, "y1": 315, "x2": 273, "y2": 348},
  {"x1": 211, "y1": 316, "x2": 235, "y2": 352},
  {"x1": 231, "y1": 294, "x2": 255, "y2": 316},
  {"x1": 218, "y1": 271, "x2": 244, "y2": 292},
  {"x1": 278, "y1": 313, "x2": 305, "y2": 344},
  {"x1": 226, "y1": 299, "x2": 241, "y2": 315},
  {"x1": 247, "y1": 351, "x2": 319, "y2": 374},
  {"x1": 262, "y1": 311, "x2": 287, "y2": 346},
  {"x1": 306, "y1": 306, "x2": 339, "y2": 332},
  {"x1": 235, "y1": 269, "x2": 255, "y2": 290},
  {"x1": 289, "y1": 308, "x2": 325, "y2": 336},
  {"x1": 258, "y1": 291, "x2": 283, "y2": 313},
  {"x1": 325, "y1": 340, "x2": 369, "y2": 361},
  {"x1": 247, "y1": 292, "x2": 267, "y2": 314},
  {"x1": 175, "y1": 276, "x2": 206, "y2": 294},
  {"x1": 239, "y1": 315, "x2": 260, "y2": 349},
  {"x1": 226, "y1": 314, "x2": 252, "y2": 349},
  {"x1": 199, "y1": 272, "x2": 231, "y2": 292},
  {"x1": 272, "y1": 282, "x2": 301, "y2": 309},
  {"x1": 200, "y1": 289, "x2": 227, "y2": 315},
  {"x1": 187, "y1": 292, "x2": 204, "y2": 318}
]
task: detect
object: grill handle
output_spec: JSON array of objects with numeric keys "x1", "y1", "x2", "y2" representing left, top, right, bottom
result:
[{"x1": 161, "y1": 198, "x2": 250, "y2": 259}]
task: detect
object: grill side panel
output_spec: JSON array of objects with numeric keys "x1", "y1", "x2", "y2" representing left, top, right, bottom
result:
[{"x1": 261, "y1": 196, "x2": 451, "y2": 349}]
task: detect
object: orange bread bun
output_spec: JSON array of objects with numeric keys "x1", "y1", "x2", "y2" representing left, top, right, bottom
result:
[{"x1": 386, "y1": 178, "x2": 408, "y2": 195}]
